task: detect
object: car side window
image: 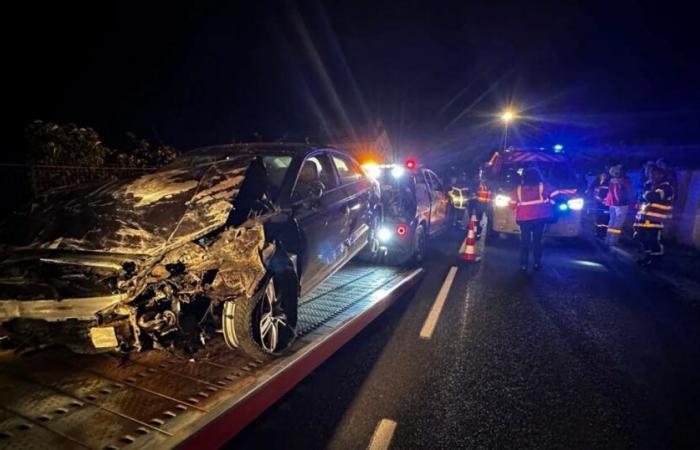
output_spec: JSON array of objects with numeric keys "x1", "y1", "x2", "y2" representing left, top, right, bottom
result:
[
  {"x1": 420, "y1": 170, "x2": 434, "y2": 191},
  {"x1": 332, "y1": 155, "x2": 364, "y2": 185},
  {"x1": 292, "y1": 154, "x2": 337, "y2": 201},
  {"x1": 428, "y1": 171, "x2": 445, "y2": 192}
]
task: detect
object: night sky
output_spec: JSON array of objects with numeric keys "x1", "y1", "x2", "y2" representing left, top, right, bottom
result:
[{"x1": 5, "y1": 0, "x2": 700, "y2": 164}]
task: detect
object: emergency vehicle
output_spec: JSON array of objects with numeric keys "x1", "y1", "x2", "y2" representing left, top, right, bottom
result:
[
  {"x1": 481, "y1": 148, "x2": 586, "y2": 237},
  {"x1": 363, "y1": 160, "x2": 450, "y2": 264}
]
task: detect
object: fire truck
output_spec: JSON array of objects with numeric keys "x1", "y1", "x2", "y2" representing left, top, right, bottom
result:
[{"x1": 481, "y1": 148, "x2": 586, "y2": 238}]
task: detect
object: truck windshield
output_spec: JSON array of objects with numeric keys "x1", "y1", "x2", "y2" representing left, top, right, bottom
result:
[{"x1": 495, "y1": 162, "x2": 579, "y2": 188}]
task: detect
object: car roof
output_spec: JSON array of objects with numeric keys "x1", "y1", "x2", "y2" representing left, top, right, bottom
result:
[{"x1": 183, "y1": 143, "x2": 342, "y2": 158}]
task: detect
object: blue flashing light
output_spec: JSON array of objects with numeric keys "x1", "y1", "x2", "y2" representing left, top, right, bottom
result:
[
  {"x1": 553, "y1": 144, "x2": 564, "y2": 152},
  {"x1": 558, "y1": 203, "x2": 569, "y2": 211}
]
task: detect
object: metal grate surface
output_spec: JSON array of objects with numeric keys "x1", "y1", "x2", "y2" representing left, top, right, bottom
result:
[{"x1": 0, "y1": 263, "x2": 413, "y2": 450}]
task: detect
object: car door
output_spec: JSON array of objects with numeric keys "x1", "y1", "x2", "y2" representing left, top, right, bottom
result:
[
  {"x1": 425, "y1": 170, "x2": 450, "y2": 234},
  {"x1": 290, "y1": 152, "x2": 346, "y2": 295},
  {"x1": 330, "y1": 152, "x2": 373, "y2": 261},
  {"x1": 414, "y1": 170, "x2": 432, "y2": 228}
]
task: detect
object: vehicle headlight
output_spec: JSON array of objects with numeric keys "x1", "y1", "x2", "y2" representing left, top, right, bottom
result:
[
  {"x1": 493, "y1": 194, "x2": 511, "y2": 208},
  {"x1": 567, "y1": 198, "x2": 584, "y2": 210},
  {"x1": 391, "y1": 166, "x2": 405, "y2": 178},
  {"x1": 377, "y1": 227, "x2": 392, "y2": 242},
  {"x1": 362, "y1": 163, "x2": 381, "y2": 180}
]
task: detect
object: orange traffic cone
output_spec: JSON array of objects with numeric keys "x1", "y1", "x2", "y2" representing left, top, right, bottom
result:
[
  {"x1": 459, "y1": 217, "x2": 481, "y2": 263},
  {"x1": 470, "y1": 214, "x2": 479, "y2": 237}
]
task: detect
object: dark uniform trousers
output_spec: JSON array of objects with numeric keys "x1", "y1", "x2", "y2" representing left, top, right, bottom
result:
[{"x1": 518, "y1": 219, "x2": 546, "y2": 266}]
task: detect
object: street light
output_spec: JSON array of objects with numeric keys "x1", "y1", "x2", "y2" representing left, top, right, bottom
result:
[
  {"x1": 501, "y1": 110, "x2": 515, "y2": 123},
  {"x1": 500, "y1": 109, "x2": 516, "y2": 149}
]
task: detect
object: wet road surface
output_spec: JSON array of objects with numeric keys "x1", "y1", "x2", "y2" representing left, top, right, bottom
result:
[{"x1": 229, "y1": 229, "x2": 700, "y2": 449}]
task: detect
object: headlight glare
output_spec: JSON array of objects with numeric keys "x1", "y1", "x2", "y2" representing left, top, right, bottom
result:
[
  {"x1": 391, "y1": 166, "x2": 405, "y2": 178},
  {"x1": 362, "y1": 163, "x2": 381, "y2": 179},
  {"x1": 377, "y1": 227, "x2": 392, "y2": 242},
  {"x1": 494, "y1": 194, "x2": 511, "y2": 208},
  {"x1": 567, "y1": 198, "x2": 584, "y2": 210}
]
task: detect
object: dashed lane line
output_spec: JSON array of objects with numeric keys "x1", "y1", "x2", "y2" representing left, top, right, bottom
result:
[
  {"x1": 367, "y1": 418, "x2": 397, "y2": 450},
  {"x1": 419, "y1": 266, "x2": 458, "y2": 339}
]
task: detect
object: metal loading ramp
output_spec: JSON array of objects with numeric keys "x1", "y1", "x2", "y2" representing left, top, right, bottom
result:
[{"x1": 0, "y1": 264, "x2": 423, "y2": 450}]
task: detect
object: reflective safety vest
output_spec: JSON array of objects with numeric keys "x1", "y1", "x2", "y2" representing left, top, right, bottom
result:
[
  {"x1": 605, "y1": 176, "x2": 632, "y2": 207},
  {"x1": 477, "y1": 185, "x2": 490, "y2": 203},
  {"x1": 634, "y1": 181, "x2": 675, "y2": 229},
  {"x1": 510, "y1": 182, "x2": 554, "y2": 222}
]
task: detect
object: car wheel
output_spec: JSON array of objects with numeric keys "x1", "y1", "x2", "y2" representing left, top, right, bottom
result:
[
  {"x1": 223, "y1": 272, "x2": 298, "y2": 359},
  {"x1": 411, "y1": 224, "x2": 427, "y2": 266}
]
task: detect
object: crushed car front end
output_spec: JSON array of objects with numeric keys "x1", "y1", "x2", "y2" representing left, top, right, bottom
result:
[
  {"x1": 0, "y1": 250, "x2": 145, "y2": 352},
  {"x1": 0, "y1": 148, "x2": 300, "y2": 357},
  {"x1": 0, "y1": 218, "x2": 275, "y2": 354}
]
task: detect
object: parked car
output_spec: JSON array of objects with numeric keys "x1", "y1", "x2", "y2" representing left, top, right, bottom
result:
[
  {"x1": 364, "y1": 162, "x2": 450, "y2": 264},
  {"x1": 0, "y1": 144, "x2": 381, "y2": 358}
]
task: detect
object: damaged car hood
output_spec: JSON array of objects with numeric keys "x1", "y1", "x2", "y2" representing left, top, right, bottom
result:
[{"x1": 0, "y1": 155, "x2": 256, "y2": 256}]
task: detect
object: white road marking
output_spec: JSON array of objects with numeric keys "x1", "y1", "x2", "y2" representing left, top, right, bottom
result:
[
  {"x1": 419, "y1": 266, "x2": 458, "y2": 339},
  {"x1": 367, "y1": 418, "x2": 397, "y2": 450}
]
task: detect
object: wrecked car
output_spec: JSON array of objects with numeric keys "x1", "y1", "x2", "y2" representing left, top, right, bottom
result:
[{"x1": 0, "y1": 144, "x2": 381, "y2": 358}]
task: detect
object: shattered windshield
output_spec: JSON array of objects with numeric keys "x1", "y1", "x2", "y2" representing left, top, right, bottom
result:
[{"x1": 168, "y1": 149, "x2": 293, "y2": 199}]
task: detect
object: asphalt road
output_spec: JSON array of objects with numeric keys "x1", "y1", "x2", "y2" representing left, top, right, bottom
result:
[{"x1": 228, "y1": 229, "x2": 700, "y2": 449}]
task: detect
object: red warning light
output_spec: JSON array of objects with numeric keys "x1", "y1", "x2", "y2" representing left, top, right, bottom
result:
[
  {"x1": 396, "y1": 224, "x2": 408, "y2": 237},
  {"x1": 405, "y1": 159, "x2": 417, "y2": 170}
]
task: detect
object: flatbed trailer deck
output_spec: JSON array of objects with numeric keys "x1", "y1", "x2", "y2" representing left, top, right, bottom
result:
[{"x1": 0, "y1": 264, "x2": 422, "y2": 450}]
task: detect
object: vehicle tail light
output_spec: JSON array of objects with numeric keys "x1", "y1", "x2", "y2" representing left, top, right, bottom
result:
[
  {"x1": 396, "y1": 224, "x2": 408, "y2": 237},
  {"x1": 405, "y1": 159, "x2": 417, "y2": 170}
]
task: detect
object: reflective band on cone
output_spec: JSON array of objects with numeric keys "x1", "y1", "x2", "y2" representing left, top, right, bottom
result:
[{"x1": 459, "y1": 216, "x2": 480, "y2": 262}]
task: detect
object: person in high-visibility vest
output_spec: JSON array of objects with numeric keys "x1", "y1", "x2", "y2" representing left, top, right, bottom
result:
[
  {"x1": 509, "y1": 168, "x2": 555, "y2": 272},
  {"x1": 633, "y1": 164, "x2": 675, "y2": 267},
  {"x1": 604, "y1": 165, "x2": 633, "y2": 247},
  {"x1": 467, "y1": 180, "x2": 490, "y2": 238}
]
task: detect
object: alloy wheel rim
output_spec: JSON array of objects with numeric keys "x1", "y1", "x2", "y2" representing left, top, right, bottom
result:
[{"x1": 258, "y1": 280, "x2": 287, "y2": 353}]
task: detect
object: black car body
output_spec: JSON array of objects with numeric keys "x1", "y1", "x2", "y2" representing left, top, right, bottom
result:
[
  {"x1": 0, "y1": 144, "x2": 380, "y2": 358},
  {"x1": 367, "y1": 163, "x2": 450, "y2": 264}
]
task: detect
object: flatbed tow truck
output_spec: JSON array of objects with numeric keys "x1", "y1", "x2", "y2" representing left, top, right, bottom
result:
[{"x1": 0, "y1": 263, "x2": 422, "y2": 450}]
